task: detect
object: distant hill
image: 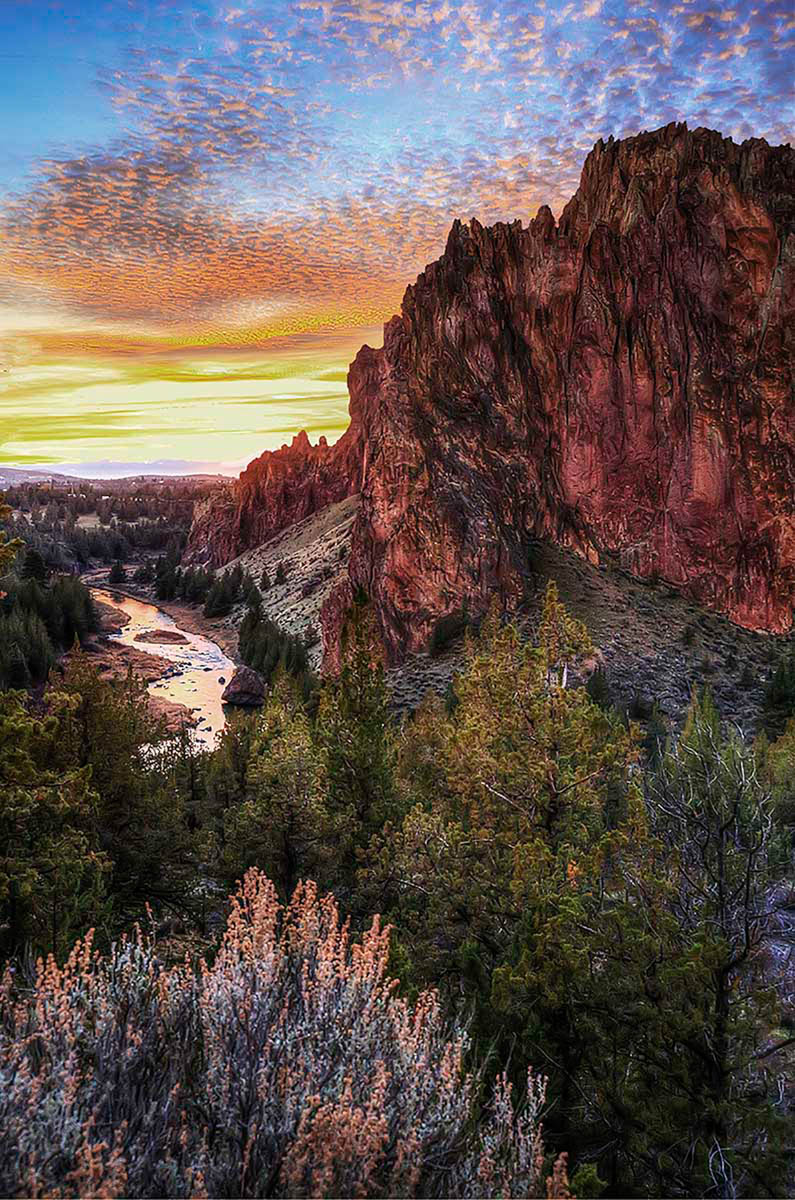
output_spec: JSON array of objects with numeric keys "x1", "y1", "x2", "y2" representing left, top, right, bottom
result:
[
  {"x1": 0, "y1": 468, "x2": 228, "y2": 490},
  {"x1": 0, "y1": 467, "x2": 70, "y2": 486}
]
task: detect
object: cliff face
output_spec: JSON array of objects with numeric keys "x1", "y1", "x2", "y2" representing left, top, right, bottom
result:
[
  {"x1": 183, "y1": 425, "x2": 363, "y2": 567},
  {"x1": 187, "y1": 123, "x2": 795, "y2": 661},
  {"x1": 323, "y1": 123, "x2": 795, "y2": 663}
]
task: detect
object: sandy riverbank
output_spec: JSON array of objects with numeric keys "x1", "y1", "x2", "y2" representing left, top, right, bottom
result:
[
  {"x1": 80, "y1": 594, "x2": 197, "y2": 733},
  {"x1": 85, "y1": 568, "x2": 240, "y2": 662}
]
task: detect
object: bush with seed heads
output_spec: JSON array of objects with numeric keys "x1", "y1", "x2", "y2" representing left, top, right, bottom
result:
[{"x1": 0, "y1": 869, "x2": 569, "y2": 1199}]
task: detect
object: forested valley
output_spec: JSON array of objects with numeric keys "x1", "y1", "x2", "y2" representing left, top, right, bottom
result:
[{"x1": 1, "y1": 496, "x2": 793, "y2": 1199}]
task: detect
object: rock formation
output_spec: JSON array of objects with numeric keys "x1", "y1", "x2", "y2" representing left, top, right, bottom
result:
[
  {"x1": 221, "y1": 665, "x2": 266, "y2": 707},
  {"x1": 184, "y1": 428, "x2": 364, "y2": 568},
  {"x1": 188, "y1": 123, "x2": 795, "y2": 665}
]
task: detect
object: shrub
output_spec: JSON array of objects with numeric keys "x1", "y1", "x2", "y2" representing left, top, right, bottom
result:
[
  {"x1": 0, "y1": 870, "x2": 567, "y2": 1199},
  {"x1": 203, "y1": 578, "x2": 233, "y2": 618},
  {"x1": 239, "y1": 608, "x2": 311, "y2": 690},
  {"x1": 585, "y1": 665, "x2": 611, "y2": 710},
  {"x1": 0, "y1": 575, "x2": 97, "y2": 686},
  {"x1": 763, "y1": 651, "x2": 795, "y2": 736},
  {"x1": 108, "y1": 560, "x2": 126, "y2": 585}
]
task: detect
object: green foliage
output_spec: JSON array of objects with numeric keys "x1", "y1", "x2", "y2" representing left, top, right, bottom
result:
[
  {"x1": 0, "y1": 574, "x2": 97, "y2": 688},
  {"x1": 133, "y1": 560, "x2": 154, "y2": 584},
  {"x1": 1, "y1": 479, "x2": 201, "y2": 569},
  {"x1": 577, "y1": 688, "x2": 790, "y2": 1196},
  {"x1": 569, "y1": 1164, "x2": 606, "y2": 1198},
  {"x1": 584, "y1": 664, "x2": 611, "y2": 709},
  {"x1": 0, "y1": 496, "x2": 22, "y2": 579},
  {"x1": 0, "y1": 568, "x2": 791, "y2": 1197},
  {"x1": 222, "y1": 680, "x2": 331, "y2": 897},
  {"x1": 315, "y1": 599, "x2": 399, "y2": 894},
  {"x1": 19, "y1": 548, "x2": 47, "y2": 582},
  {"x1": 51, "y1": 652, "x2": 201, "y2": 927},
  {"x1": 0, "y1": 690, "x2": 109, "y2": 959},
  {"x1": 154, "y1": 559, "x2": 216, "y2": 604},
  {"x1": 203, "y1": 578, "x2": 232, "y2": 617},
  {"x1": 238, "y1": 606, "x2": 313, "y2": 696},
  {"x1": 763, "y1": 649, "x2": 795, "y2": 736},
  {"x1": 108, "y1": 559, "x2": 126, "y2": 585},
  {"x1": 758, "y1": 717, "x2": 795, "y2": 826}
]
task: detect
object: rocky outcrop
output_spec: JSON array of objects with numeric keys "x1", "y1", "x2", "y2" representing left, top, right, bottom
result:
[
  {"x1": 323, "y1": 123, "x2": 795, "y2": 663},
  {"x1": 221, "y1": 665, "x2": 266, "y2": 707},
  {"x1": 188, "y1": 123, "x2": 795, "y2": 665},
  {"x1": 184, "y1": 427, "x2": 363, "y2": 568}
]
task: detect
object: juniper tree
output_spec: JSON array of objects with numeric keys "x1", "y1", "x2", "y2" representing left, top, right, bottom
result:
[
  {"x1": 314, "y1": 598, "x2": 399, "y2": 896},
  {"x1": 223, "y1": 678, "x2": 331, "y2": 898},
  {"x1": 0, "y1": 496, "x2": 22, "y2": 580}
]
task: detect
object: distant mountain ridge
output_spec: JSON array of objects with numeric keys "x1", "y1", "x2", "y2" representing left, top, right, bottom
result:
[{"x1": 185, "y1": 123, "x2": 795, "y2": 665}]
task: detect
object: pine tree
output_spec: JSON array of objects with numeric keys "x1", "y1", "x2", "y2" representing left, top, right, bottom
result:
[
  {"x1": 108, "y1": 559, "x2": 126, "y2": 586},
  {"x1": 20, "y1": 547, "x2": 47, "y2": 582},
  {"x1": 0, "y1": 496, "x2": 22, "y2": 580},
  {"x1": 223, "y1": 678, "x2": 330, "y2": 898},
  {"x1": 51, "y1": 653, "x2": 200, "y2": 927},
  {"x1": 365, "y1": 586, "x2": 643, "y2": 1160},
  {"x1": 0, "y1": 691, "x2": 110, "y2": 959},
  {"x1": 315, "y1": 598, "x2": 398, "y2": 893}
]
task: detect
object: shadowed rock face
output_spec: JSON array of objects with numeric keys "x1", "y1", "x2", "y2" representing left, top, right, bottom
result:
[{"x1": 188, "y1": 123, "x2": 795, "y2": 665}]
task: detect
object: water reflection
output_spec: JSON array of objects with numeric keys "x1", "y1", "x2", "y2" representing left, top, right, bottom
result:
[{"x1": 92, "y1": 589, "x2": 236, "y2": 749}]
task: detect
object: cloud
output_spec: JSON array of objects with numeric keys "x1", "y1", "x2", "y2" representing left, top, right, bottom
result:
[{"x1": 0, "y1": 0, "x2": 792, "y2": 363}]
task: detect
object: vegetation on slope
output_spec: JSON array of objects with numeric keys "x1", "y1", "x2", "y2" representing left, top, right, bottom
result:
[{"x1": 1, "y1": 498, "x2": 793, "y2": 1198}]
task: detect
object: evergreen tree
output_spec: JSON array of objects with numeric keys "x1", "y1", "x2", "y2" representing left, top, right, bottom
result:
[
  {"x1": 0, "y1": 496, "x2": 22, "y2": 579},
  {"x1": 108, "y1": 559, "x2": 126, "y2": 586},
  {"x1": 366, "y1": 584, "x2": 642, "y2": 1162},
  {"x1": 223, "y1": 678, "x2": 330, "y2": 898},
  {"x1": 763, "y1": 651, "x2": 795, "y2": 737},
  {"x1": 20, "y1": 547, "x2": 47, "y2": 582},
  {"x1": 51, "y1": 653, "x2": 200, "y2": 927},
  {"x1": 203, "y1": 577, "x2": 234, "y2": 618},
  {"x1": 560, "y1": 690, "x2": 792, "y2": 1195},
  {"x1": 0, "y1": 690, "x2": 110, "y2": 959},
  {"x1": 315, "y1": 598, "x2": 398, "y2": 893}
]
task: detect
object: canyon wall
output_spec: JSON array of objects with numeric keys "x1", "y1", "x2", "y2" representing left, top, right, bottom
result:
[{"x1": 184, "y1": 426, "x2": 363, "y2": 567}]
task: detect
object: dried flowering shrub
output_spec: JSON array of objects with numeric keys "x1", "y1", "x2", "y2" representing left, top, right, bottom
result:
[{"x1": 0, "y1": 869, "x2": 569, "y2": 1198}]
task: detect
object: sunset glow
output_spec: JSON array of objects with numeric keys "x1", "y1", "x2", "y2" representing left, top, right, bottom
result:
[{"x1": 1, "y1": 0, "x2": 793, "y2": 472}]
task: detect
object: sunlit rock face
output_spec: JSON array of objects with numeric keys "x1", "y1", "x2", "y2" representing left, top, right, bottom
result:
[
  {"x1": 190, "y1": 124, "x2": 795, "y2": 664},
  {"x1": 183, "y1": 427, "x2": 364, "y2": 567}
]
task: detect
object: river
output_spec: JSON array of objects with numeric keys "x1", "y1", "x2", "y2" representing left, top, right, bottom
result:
[{"x1": 92, "y1": 589, "x2": 236, "y2": 749}]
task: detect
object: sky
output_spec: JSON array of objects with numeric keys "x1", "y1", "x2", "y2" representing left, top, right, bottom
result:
[{"x1": 0, "y1": 0, "x2": 793, "y2": 475}]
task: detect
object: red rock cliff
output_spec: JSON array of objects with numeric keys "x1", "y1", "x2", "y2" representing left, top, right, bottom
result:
[
  {"x1": 186, "y1": 123, "x2": 795, "y2": 660},
  {"x1": 323, "y1": 123, "x2": 795, "y2": 663},
  {"x1": 184, "y1": 423, "x2": 364, "y2": 567}
]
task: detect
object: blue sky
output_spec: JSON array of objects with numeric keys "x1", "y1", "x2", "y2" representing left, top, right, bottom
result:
[{"x1": 0, "y1": 0, "x2": 792, "y2": 472}]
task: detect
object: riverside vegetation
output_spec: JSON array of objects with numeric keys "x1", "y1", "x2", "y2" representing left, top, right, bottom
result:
[{"x1": 1, "y1": 502, "x2": 794, "y2": 1198}]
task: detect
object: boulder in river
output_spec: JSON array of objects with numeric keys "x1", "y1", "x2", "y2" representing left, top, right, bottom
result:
[{"x1": 221, "y1": 666, "x2": 266, "y2": 708}]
